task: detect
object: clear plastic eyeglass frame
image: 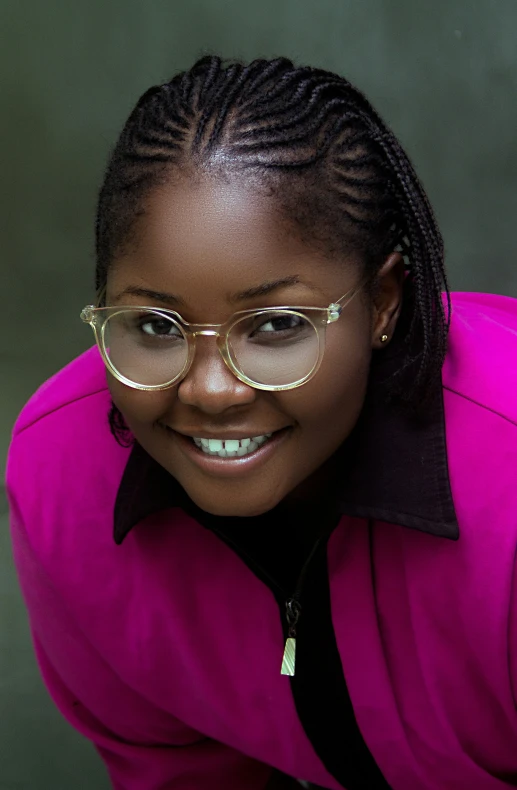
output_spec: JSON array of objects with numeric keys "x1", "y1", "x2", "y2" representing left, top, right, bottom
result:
[{"x1": 80, "y1": 279, "x2": 366, "y2": 392}]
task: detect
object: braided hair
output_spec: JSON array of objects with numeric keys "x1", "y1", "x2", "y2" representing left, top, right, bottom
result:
[{"x1": 95, "y1": 55, "x2": 450, "y2": 447}]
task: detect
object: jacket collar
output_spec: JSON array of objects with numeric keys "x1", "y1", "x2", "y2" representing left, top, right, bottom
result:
[{"x1": 113, "y1": 333, "x2": 459, "y2": 546}]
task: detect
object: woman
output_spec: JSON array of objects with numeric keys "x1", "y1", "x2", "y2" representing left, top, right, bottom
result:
[{"x1": 6, "y1": 56, "x2": 517, "y2": 789}]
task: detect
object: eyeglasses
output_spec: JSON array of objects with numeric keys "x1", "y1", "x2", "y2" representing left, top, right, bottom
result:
[{"x1": 80, "y1": 280, "x2": 365, "y2": 392}]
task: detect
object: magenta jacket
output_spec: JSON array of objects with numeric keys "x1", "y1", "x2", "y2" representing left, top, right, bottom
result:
[{"x1": 6, "y1": 292, "x2": 517, "y2": 789}]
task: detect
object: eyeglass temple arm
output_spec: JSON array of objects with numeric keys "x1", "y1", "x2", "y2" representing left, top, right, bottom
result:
[
  {"x1": 326, "y1": 277, "x2": 370, "y2": 323},
  {"x1": 95, "y1": 284, "x2": 107, "y2": 308}
]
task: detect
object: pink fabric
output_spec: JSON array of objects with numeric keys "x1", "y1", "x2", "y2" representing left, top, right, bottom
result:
[{"x1": 6, "y1": 292, "x2": 517, "y2": 789}]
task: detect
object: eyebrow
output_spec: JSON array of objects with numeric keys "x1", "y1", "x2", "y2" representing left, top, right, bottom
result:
[
  {"x1": 113, "y1": 276, "x2": 305, "y2": 307},
  {"x1": 113, "y1": 286, "x2": 186, "y2": 307},
  {"x1": 229, "y1": 276, "x2": 302, "y2": 303}
]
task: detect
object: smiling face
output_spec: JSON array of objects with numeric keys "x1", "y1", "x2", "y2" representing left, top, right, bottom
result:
[{"x1": 105, "y1": 174, "x2": 402, "y2": 517}]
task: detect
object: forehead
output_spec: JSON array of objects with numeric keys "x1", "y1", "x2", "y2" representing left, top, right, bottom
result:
[{"x1": 109, "y1": 175, "x2": 354, "y2": 310}]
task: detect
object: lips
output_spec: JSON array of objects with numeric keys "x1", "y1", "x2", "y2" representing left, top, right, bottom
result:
[
  {"x1": 165, "y1": 426, "x2": 291, "y2": 477},
  {"x1": 193, "y1": 435, "x2": 272, "y2": 457}
]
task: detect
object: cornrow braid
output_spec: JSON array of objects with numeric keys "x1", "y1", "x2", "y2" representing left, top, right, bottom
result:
[{"x1": 94, "y1": 55, "x2": 450, "y2": 447}]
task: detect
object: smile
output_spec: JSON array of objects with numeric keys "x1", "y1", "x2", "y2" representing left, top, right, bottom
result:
[
  {"x1": 192, "y1": 435, "x2": 273, "y2": 457},
  {"x1": 166, "y1": 426, "x2": 291, "y2": 477}
]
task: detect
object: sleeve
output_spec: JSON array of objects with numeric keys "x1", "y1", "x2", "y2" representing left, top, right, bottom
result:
[
  {"x1": 32, "y1": 635, "x2": 275, "y2": 790},
  {"x1": 510, "y1": 553, "x2": 517, "y2": 712},
  {"x1": 7, "y1": 462, "x2": 295, "y2": 790}
]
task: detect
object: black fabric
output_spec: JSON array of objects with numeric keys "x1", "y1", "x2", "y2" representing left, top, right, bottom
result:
[
  {"x1": 337, "y1": 371, "x2": 458, "y2": 537},
  {"x1": 162, "y1": 502, "x2": 389, "y2": 790},
  {"x1": 287, "y1": 537, "x2": 391, "y2": 790},
  {"x1": 168, "y1": 505, "x2": 391, "y2": 789}
]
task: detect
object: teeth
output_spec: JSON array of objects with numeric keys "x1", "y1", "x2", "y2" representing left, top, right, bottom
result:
[{"x1": 191, "y1": 434, "x2": 273, "y2": 457}]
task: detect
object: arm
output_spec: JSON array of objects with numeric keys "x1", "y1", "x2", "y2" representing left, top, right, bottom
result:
[
  {"x1": 511, "y1": 552, "x2": 517, "y2": 712},
  {"x1": 7, "y1": 483, "x2": 282, "y2": 790},
  {"x1": 33, "y1": 635, "x2": 272, "y2": 790}
]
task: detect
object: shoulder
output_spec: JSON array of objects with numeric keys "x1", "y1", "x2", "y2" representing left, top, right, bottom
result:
[
  {"x1": 11, "y1": 345, "x2": 110, "y2": 437},
  {"x1": 439, "y1": 292, "x2": 517, "y2": 554},
  {"x1": 443, "y1": 291, "x2": 517, "y2": 426},
  {"x1": 440, "y1": 295, "x2": 517, "y2": 706},
  {"x1": 6, "y1": 346, "x2": 130, "y2": 541}
]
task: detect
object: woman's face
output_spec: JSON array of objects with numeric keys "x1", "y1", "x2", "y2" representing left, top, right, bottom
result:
[{"x1": 106, "y1": 175, "x2": 402, "y2": 516}]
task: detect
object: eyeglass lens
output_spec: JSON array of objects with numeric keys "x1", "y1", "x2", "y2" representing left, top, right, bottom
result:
[{"x1": 103, "y1": 309, "x2": 322, "y2": 388}]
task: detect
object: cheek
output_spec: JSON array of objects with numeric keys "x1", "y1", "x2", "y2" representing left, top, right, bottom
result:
[
  {"x1": 107, "y1": 377, "x2": 173, "y2": 429},
  {"x1": 280, "y1": 329, "x2": 372, "y2": 439}
]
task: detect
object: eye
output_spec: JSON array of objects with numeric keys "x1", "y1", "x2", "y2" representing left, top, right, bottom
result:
[
  {"x1": 138, "y1": 314, "x2": 183, "y2": 337},
  {"x1": 254, "y1": 314, "x2": 306, "y2": 334}
]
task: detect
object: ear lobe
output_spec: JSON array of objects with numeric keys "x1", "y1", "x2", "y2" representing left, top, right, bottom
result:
[{"x1": 371, "y1": 252, "x2": 405, "y2": 349}]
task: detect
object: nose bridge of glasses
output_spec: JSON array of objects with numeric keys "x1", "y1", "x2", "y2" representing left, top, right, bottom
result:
[{"x1": 192, "y1": 329, "x2": 221, "y2": 338}]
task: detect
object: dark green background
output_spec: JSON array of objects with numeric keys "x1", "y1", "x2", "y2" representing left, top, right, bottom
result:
[{"x1": 1, "y1": 1, "x2": 516, "y2": 787}]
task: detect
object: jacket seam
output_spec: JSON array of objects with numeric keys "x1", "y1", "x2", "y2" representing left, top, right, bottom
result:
[
  {"x1": 507, "y1": 537, "x2": 517, "y2": 710},
  {"x1": 443, "y1": 385, "x2": 517, "y2": 429},
  {"x1": 12, "y1": 387, "x2": 109, "y2": 439}
]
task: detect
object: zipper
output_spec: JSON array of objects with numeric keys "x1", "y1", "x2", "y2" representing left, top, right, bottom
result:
[
  {"x1": 206, "y1": 509, "x2": 340, "y2": 678},
  {"x1": 280, "y1": 530, "x2": 328, "y2": 677}
]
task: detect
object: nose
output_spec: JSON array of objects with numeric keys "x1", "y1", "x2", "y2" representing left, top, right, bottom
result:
[{"x1": 177, "y1": 336, "x2": 256, "y2": 414}]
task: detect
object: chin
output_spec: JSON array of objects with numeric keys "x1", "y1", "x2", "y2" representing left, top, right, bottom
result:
[{"x1": 188, "y1": 489, "x2": 281, "y2": 518}]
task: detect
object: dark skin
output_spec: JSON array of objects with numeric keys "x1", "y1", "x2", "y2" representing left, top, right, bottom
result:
[{"x1": 106, "y1": 175, "x2": 404, "y2": 518}]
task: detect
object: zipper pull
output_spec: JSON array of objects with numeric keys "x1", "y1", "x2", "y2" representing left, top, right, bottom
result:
[
  {"x1": 279, "y1": 515, "x2": 338, "y2": 677},
  {"x1": 281, "y1": 598, "x2": 301, "y2": 676}
]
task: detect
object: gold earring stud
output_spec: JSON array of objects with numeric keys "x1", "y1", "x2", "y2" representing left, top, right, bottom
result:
[{"x1": 380, "y1": 334, "x2": 389, "y2": 343}]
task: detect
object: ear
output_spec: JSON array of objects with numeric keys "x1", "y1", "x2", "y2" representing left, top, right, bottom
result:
[{"x1": 371, "y1": 252, "x2": 405, "y2": 349}]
